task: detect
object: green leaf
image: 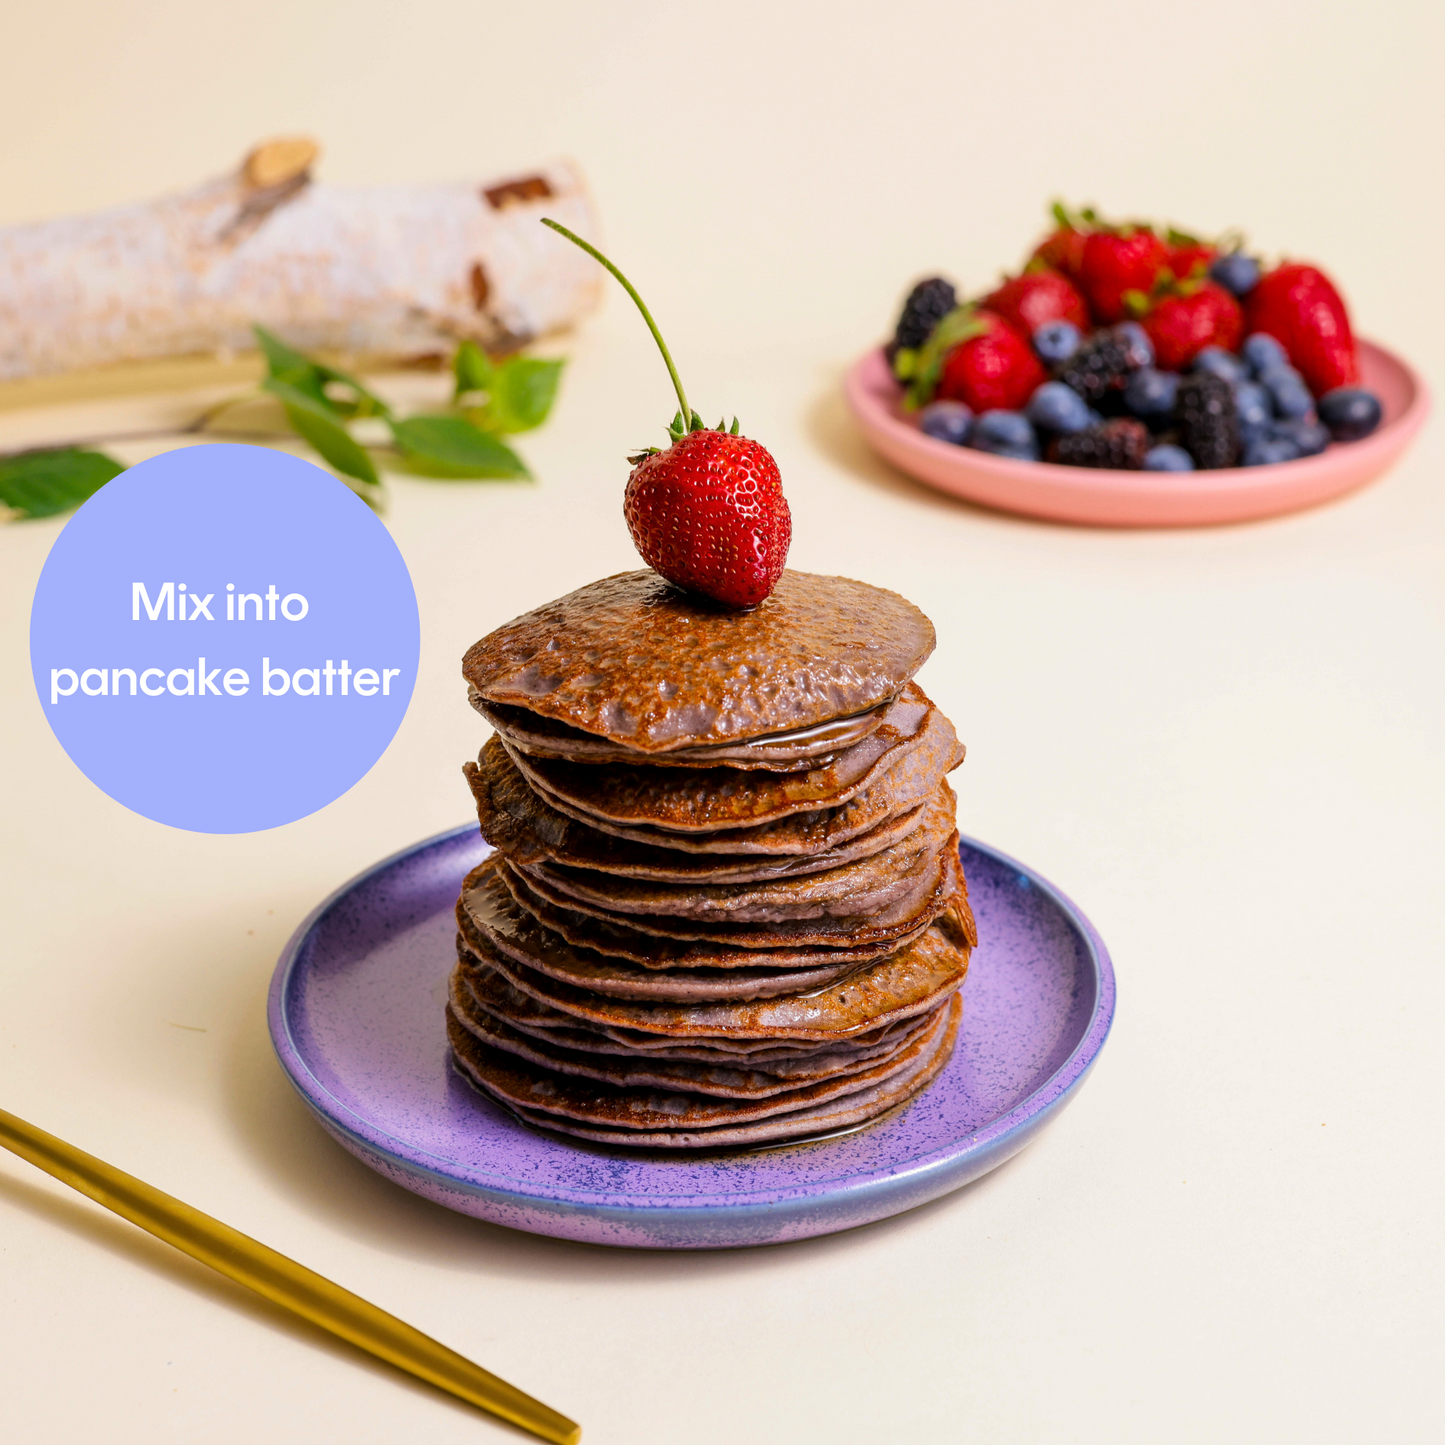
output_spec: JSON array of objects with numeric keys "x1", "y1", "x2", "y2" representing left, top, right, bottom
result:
[
  {"x1": 1121, "y1": 288, "x2": 1152, "y2": 318},
  {"x1": 455, "y1": 348, "x2": 563, "y2": 434},
  {"x1": 892, "y1": 346, "x2": 919, "y2": 381},
  {"x1": 487, "y1": 356, "x2": 564, "y2": 433},
  {"x1": 254, "y1": 324, "x2": 320, "y2": 383},
  {"x1": 265, "y1": 380, "x2": 380, "y2": 488},
  {"x1": 452, "y1": 340, "x2": 495, "y2": 400},
  {"x1": 0, "y1": 448, "x2": 124, "y2": 519},
  {"x1": 389, "y1": 415, "x2": 529, "y2": 478},
  {"x1": 252, "y1": 324, "x2": 390, "y2": 419}
]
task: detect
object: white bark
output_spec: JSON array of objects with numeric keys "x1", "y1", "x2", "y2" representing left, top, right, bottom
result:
[{"x1": 0, "y1": 141, "x2": 603, "y2": 380}]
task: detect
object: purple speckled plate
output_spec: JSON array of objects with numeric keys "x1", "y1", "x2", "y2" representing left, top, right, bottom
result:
[{"x1": 268, "y1": 827, "x2": 1115, "y2": 1249}]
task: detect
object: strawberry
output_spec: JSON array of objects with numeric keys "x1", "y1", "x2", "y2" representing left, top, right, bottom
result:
[
  {"x1": 983, "y1": 269, "x2": 1090, "y2": 338},
  {"x1": 933, "y1": 310, "x2": 1047, "y2": 413},
  {"x1": 1029, "y1": 202, "x2": 1091, "y2": 278},
  {"x1": 1032, "y1": 226, "x2": 1087, "y2": 279},
  {"x1": 623, "y1": 428, "x2": 790, "y2": 609},
  {"x1": 1165, "y1": 237, "x2": 1216, "y2": 281},
  {"x1": 1078, "y1": 225, "x2": 1170, "y2": 323},
  {"x1": 542, "y1": 218, "x2": 790, "y2": 609},
  {"x1": 1245, "y1": 263, "x2": 1360, "y2": 396},
  {"x1": 1140, "y1": 281, "x2": 1243, "y2": 371}
]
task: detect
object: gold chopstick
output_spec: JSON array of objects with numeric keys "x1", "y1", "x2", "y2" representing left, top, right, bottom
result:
[{"x1": 0, "y1": 1106, "x2": 580, "y2": 1444}]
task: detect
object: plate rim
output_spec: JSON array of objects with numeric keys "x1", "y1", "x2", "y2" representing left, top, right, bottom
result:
[
  {"x1": 268, "y1": 825, "x2": 1116, "y2": 1213},
  {"x1": 844, "y1": 338, "x2": 1429, "y2": 527}
]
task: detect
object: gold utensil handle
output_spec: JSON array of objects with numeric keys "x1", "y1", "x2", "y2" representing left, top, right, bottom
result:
[{"x1": 0, "y1": 1106, "x2": 579, "y2": 1444}]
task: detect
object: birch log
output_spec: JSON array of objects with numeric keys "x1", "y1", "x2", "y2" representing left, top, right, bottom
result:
[{"x1": 0, "y1": 140, "x2": 603, "y2": 381}]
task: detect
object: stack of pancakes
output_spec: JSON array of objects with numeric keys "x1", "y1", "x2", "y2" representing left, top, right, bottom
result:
[{"x1": 449, "y1": 570, "x2": 975, "y2": 1149}]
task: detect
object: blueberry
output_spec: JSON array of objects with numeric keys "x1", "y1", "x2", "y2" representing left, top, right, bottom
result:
[
  {"x1": 1256, "y1": 361, "x2": 1306, "y2": 404},
  {"x1": 1234, "y1": 381, "x2": 1272, "y2": 438},
  {"x1": 1210, "y1": 252, "x2": 1261, "y2": 298},
  {"x1": 972, "y1": 409, "x2": 1035, "y2": 446},
  {"x1": 918, "y1": 399, "x2": 974, "y2": 446},
  {"x1": 1116, "y1": 321, "x2": 1154, "y2": 368},
  {"x1": 1318, "y1": 387, "x2": 1383, "y2": 441},
  {"x1": 1242, "y1": 436, "x2": 1302, "y2": 467},
  {"x1": 1032, "y1": 320, "x2": 1082, "y2": 365},
  {"x1": 969, "y1": 409, "x2": 1040, "y2": 459},
  {"x1": 1273, "y1": 416, "x2": 1331, "y2": 457},
  {"x1": 1268, "y1": 374, "x2": 1315, "y2": 420},
  {"x1": 1026, "y1": 381, "x2": 1093, "y2": 434},
  {"x1": 1242, "y1": 332, "x2": 1289, "y2": 374},
  {"x1": 1193, "y1": 347, "x2": 1248, "y2": 384},
  {"x1": 1143, "y1": 444, "x2": 1195, "y2": 472},
  {"x1": 1122, "y1": 368, "x2": 1180, "y2": 419}
]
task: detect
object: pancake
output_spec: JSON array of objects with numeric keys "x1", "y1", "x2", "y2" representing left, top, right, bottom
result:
[
  {"x1": 452, "y1": 568, "x2": 971, "y2": 1151},
  {"x1": 462, "y1": 569, "x2": 936, "y2": 752},
  {"x1": 448, "y1": 970, "x2": 935, "y2": 1100},
  {"x1": 481, "y1": 702, "x2": 963, "y2": 855},
  {"x1": 451, "y1": 995, "x2": 961, "y2": 1149},
  {"x1": 464, "y1": 733, "x2": 930, "y2": 882},
  {"x1": 506, "y1": 843, "x2": 966, "y2": 949},
  {"x1": 514, "y1": 786, "x2": 958, "y2": 923},
  {"x1": 500, "y1": 686, "x2": 933, "y2": 834},
  {"x1": 458, "y1": 869, "x2": 861, "y2": 1001},
  {"x1": 446, "y1": 994, "x2": 952, "y2": 1130},
  {"x1": 470, "y1": 690, "x2": 892, "y2": 771},
  {"x1": 497, "y1": 862, "x2": 939, "y2": 971},
  {"x1": 463, "y1": 912, "x2": 971, "y2": 1041},
  {"x1": 456, "y1": 956, "x2": 935, "y2": 1064}
]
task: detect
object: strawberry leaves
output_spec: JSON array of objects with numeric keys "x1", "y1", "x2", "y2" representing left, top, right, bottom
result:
[
  {"x1": 658, "y1": 411, "x2": 740, "y2": 451},
  {"x1": 666, "y1": 410, "x2": 704, "y2": 445}
]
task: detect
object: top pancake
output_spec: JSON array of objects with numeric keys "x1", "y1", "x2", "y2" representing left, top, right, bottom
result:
[
  {"x1": 469, "y1": 691, "x2": 890, "y2": 771},
  {"x1": 462, "y1": 569, "x2": 936, "y2": 752}
]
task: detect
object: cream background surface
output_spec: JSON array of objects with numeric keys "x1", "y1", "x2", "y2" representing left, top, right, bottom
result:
[{"x1": 2, "y1": 3, "x2": 1443, "y2": 1442}]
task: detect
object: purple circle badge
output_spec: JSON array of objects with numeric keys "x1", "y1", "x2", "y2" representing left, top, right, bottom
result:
[{"x1": 29, "y1": 445, "x2": 419, "y2": 833}]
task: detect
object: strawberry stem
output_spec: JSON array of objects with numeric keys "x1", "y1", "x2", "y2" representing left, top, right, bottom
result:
[{"x1": 541, "y1": 218, "x2": 691, "y2": 431}]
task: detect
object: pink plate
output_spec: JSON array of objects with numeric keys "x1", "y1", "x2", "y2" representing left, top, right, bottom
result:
[{"x1": 844, "y1": 340, "x2": 1428, "y2": 528}]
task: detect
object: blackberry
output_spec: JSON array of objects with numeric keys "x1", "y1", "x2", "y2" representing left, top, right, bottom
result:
[
  {"x1": 1053, "y1": 326, "x2": 1145, "y2": 405},
  {"x1": 1046, "y1": 418, "x2": 1150, "y2": 469},
  {"x1": 890, "y1": 277, "x2": 957, "y2": 356},
  {"x1": 1175, "y1": 372, "x2": 1240, "y2": 469}
]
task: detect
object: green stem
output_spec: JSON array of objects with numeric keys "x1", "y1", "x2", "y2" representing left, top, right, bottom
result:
[{"x1": 541, "y1": 218, "x2": 691, "y2": 428}]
